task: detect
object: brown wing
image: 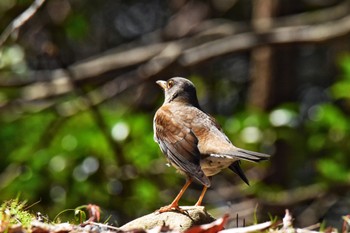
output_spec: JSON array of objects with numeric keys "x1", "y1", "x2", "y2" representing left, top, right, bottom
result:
[
  {"x1": 191, "y1": 107, "x2": 271, "y2": 162},
  {"x1": 154, "y1": 106, "x2": 210, "y2": 187}
]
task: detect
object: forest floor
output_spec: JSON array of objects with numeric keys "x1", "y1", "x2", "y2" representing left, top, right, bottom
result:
[{"x1": 0, "y1": 200, "x2": 348, "y2": 233}]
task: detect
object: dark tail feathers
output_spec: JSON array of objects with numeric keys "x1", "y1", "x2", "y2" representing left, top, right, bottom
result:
[
  {"x1": 229, "y1": 161, "x2": 249, "y2": 185},
  {"x1": 234, "y1": 148, "x2": 270, "y2": 163},
  {"x1": 229, "y1": 149, "x2": 270, "y2": 185}
]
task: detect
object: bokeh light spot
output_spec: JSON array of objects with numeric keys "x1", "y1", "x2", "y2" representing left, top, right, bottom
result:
[
  {"x1": 61, "y1": 134, "x2": 78, "y2": 151},
  {"x1": 50, "y1": 185, "x2": 66, "y2": 203},
  {"x1": 308, "y1": 105, "x2": 323, "y2": 122},
  {"x1": 0, "y1": 45, "x2": 25, "y2": 68},
  {"x1": 269, "y1": 109, "x2": 295, "y2": 127},
  {"x1": 49, "y1": 155, "x2": 66, "y2": 172},
  {"x1": 224, "y1": 118, "x2": 241, "y2": 134},
  {"x1": 107, "y1": 179, "x2": 123, "y2": 195},
  {"x1": 82, "y1": 156, "x2": 99, "y2": 175},
  {"x1": 111, "y1": 122, "x2": 130, "y2": 141},
  {"x1": 73, "y1": 165, "x2": 88, "y2": 182},
  {"x1": 240, "y1": 126, "x2": 262, "y2": 143}
]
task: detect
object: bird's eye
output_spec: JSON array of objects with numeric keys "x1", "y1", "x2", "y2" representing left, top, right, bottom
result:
[{"x1": 167, "y1": 80, "x2": 174, "y2": 88}]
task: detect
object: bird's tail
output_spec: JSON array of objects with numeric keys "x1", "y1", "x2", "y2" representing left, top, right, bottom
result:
[
  {"x1": 233, "y1": 148, "x2": 270, "y2": 163},
  {"x1": 229, "y1": 161, "x2": 249, "y2": 185},
  {"x1": 228, "y1": 149, "x2": 270, "y2": 185}
]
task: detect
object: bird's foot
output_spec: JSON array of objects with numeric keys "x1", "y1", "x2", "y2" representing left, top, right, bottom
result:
[{"x1": 156, "y1": 204, "x2": 188, "y2": 214}]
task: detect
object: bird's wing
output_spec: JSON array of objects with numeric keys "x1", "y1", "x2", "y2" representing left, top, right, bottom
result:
[
  {"x1": 154, "y1": 106, "x2": 210, "y2": 187},
  {"x1": 191, "y1": 109, "x2": 271, "y2": 162}
]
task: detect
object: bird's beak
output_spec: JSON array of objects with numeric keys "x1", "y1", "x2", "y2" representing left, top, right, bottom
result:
[{"x1": 156, "y1": 80, "x2": 167, "y2": 90}]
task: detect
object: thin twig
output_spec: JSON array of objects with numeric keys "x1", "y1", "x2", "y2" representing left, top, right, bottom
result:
[
  {"x1": 0, "y1": 0, "x2": 46, "y2": 47},
  {"x1": 219, "y1": 221, "x2": 272, "y2": 233},
  {"x1": 86, "y1": 221, "x2": 120, "y2": 231}
]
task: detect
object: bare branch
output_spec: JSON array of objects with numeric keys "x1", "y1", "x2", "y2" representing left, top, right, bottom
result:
[
  {"x1": 1, "y1": 1, "x2": 350, "y2": 90},
  {"x1": 0, "y1": 0, "x2": 46, "y2": 47},
  {"x1": 55, "y1": 42, "x2": 182, "y2": 117},
  {"x1": 70, "y1": 42, "x2": 169, "y2": 80},
  {"x1": 180, "y1": 13, "x2": 350, "y2": 66},
  {"x1": 16, "y1": 42, "x2": 177, "y2": 101},
  {"x1": 274, "y1": 0, "x2": 350, "y2": 27},
  {"x1": 0, "y1": 41, "x2": 184, "y2": 119},
  {"x1": 1, "y1": 0, "x2": 350, "y2": 117}
]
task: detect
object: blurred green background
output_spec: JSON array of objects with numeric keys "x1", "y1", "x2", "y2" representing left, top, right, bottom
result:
[{"x1": 1, "y1": 0, "x2": 350, "y2": 229}]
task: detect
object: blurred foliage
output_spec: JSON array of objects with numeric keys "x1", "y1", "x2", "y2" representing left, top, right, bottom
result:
[
  {"x1": 0, "y1": 106, "x2": 167, "y2": 222},
  {"x1": 1, "y1": 60, "x2": 350, "y2": 222}
]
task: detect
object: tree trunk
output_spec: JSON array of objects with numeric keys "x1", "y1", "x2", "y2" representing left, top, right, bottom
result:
[{"x1": 248, "y1": 0, "x2": 276, "y2": 110}]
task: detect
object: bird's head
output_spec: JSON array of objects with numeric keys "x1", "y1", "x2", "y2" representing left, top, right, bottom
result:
[{"x1": 156, "y1": 77, "x2": 200, "y2": 107}]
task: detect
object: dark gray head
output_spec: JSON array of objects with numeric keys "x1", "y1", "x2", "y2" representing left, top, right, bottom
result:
[{"x1": 156, "y1": 77, "x2": 200, "y2": 107}]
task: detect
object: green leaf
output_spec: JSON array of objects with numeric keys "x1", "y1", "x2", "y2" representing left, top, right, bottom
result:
[
  {"x1": 330, "y1": 81, "x2": 350, "y2": 99},
  {"x1": 74, "y1": 209, "x2": 86, "y2": 223},
  {"x1": 338, "y1": 54, "x2": 350, "y2": 79},
  {"x1": 317, "y1": 157, "x2": 350, "y2": 182},
  {"x1": 312, "y1": 104, "x2": 348, "y2": 132},
  {"x1": 65, "y1": 14, "x2": 89, "y2": 40}
]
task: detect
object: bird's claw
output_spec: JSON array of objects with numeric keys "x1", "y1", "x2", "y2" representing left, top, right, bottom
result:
[{"x1": 156, "y1": 205, "x2": 188, "y2": 214}]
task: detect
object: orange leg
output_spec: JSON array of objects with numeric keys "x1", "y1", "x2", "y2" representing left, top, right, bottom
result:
[
  {"x1": 194, "y1": 185, "x2": 208, "y2": 206},
  {"x1": 157, "y1": 179, "x2": 192, "y2": 213}
]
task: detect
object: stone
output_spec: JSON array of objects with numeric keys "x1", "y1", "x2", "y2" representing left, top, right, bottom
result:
[{"x1": 120, "y1": 206, "x2": 215, "y2": 232}]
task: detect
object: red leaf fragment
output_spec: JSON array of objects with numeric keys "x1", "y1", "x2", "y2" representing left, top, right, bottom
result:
[
  {"x1": 86, "y1": 204, "x2": 101, "y2": 222},
  {"x1": 185, "y1": 214, "x2": 229, "y2": 233}
]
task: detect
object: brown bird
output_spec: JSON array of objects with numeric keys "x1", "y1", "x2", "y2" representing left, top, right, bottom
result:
[{"x1": 153, "y1": 77, "x2": 270, "y2": 213}]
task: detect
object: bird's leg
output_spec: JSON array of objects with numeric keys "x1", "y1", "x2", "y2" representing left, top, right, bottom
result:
[
  {"x1": 157, "y1": 178, "x2": 192, "y2": 213},
  {"x1": 194, "y1": 185, "x2": 208, "y2": 206}
]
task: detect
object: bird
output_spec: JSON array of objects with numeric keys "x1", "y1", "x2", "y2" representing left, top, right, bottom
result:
[{"x1": 153, "y1": 77, "x2": 270, "y2": 213}]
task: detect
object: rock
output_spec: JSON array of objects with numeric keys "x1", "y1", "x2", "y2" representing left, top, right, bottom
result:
[{"x1": 120, "y1": 206, "x2": 215, "y2": 232}]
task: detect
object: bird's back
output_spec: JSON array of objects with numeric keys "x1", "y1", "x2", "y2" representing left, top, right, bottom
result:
[{"x1": 164, "y1": 103, "x2": 236, "y2": 155}]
